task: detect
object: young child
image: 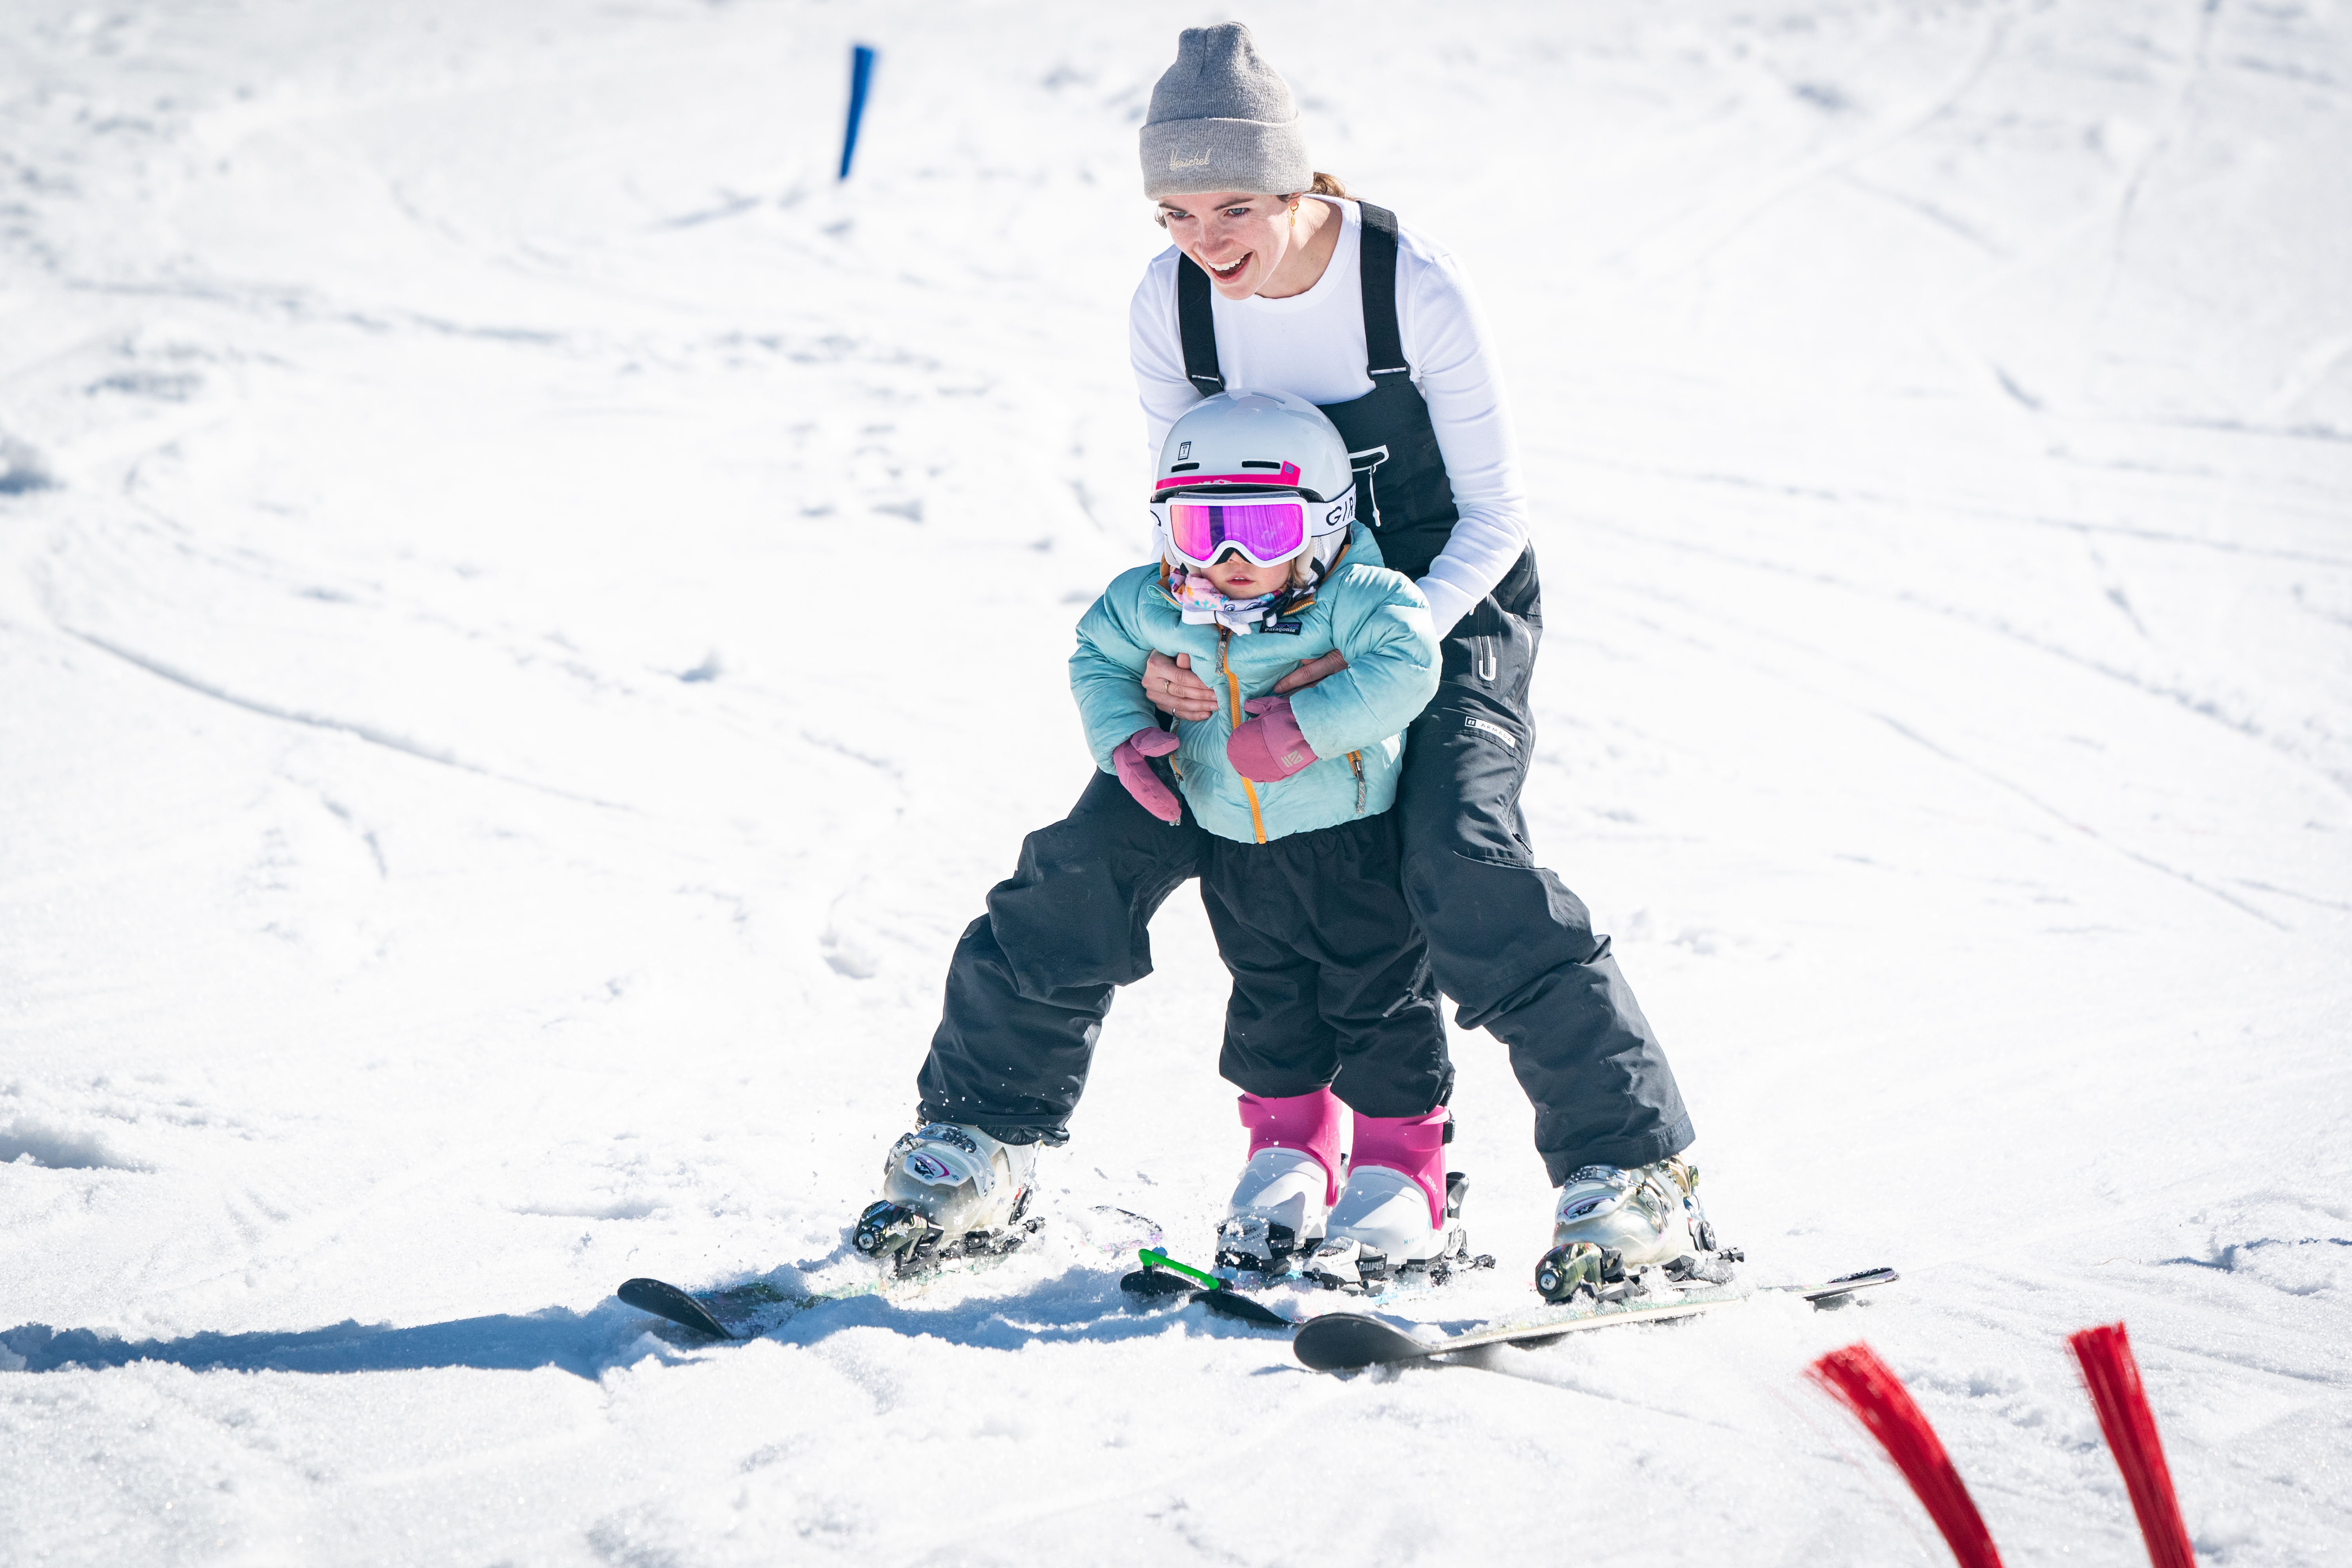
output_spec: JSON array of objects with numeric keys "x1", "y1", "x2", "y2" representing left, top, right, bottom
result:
[{"x1": 858, "y1": 391, "x2": 1468, "y2": 1284}]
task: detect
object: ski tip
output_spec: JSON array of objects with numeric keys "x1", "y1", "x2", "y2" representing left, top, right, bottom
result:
[
  {"x1": 1118, "y1": 1257, "x2": 1292, "y2": 1328},
  {"x1": 1119, "y1": 1267, "x2": 1199, "y2": 1301},
  {"x1": 617, "y1": 1277, "x2": 736, "y2": 1340},
  {"x1": 1806, "y1": 1267, "x2": 1900, "y2": 1297},
  {"x1": 1292, "y1": 1311, "x2": 1433, "y2": 1372},
  {"x1": 1197, "y1": 1289, "x2": 1294, "y2": 1330}
]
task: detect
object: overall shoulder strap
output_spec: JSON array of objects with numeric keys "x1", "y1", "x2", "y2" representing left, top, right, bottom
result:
[
  {"x1": 1175, "y1": 256, "x2": 1226, "y2": 394},
  {"x1": 1356, "y1": 204, "x2": 1410, "y2": 378}
]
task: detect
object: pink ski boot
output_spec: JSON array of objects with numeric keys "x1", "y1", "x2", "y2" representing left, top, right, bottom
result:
[
  {"x1": 1217, "y1": 1089, "x2": 1345, "y2": 1272},
  {"x1": 1313, "y1": 1107, "x2": 1468, "y2": 1285}
]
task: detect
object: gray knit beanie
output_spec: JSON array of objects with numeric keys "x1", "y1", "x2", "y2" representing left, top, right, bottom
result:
[{"x1": 1140, "y1": 24, "x2": 1313, "y2": 200}]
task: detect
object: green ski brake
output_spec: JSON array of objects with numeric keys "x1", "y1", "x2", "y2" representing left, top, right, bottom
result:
[
  {"x1": 1138, "y1": 1248, "x2": 1223, "y2": 1289},
  {"x1": 1133, "y1": 1248, "x2": 1294, "y2": 1328}
]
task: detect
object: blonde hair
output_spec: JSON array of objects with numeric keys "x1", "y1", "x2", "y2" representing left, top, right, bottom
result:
[
  {"x1": 1163, "y1": 552, "x2": 1322, "y2": 591},
  {"x1": 1154, "y1": 172, "x2": 1351, "y2": 228}
]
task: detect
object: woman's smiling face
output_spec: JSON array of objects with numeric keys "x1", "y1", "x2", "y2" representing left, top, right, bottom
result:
[{"x1": 1157, "y1": 191, "x2": 1296, "y2": 299}]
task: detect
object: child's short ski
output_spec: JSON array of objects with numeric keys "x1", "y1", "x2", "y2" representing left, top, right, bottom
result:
[
  {"x1": 619, "y1": 1207, "x2": 1162, "y2": 1341},
  {"x1": 1119, "y1": 1249, "x2": 1297, "y2": 1327},
  {"x1": 1118, "y1": 1244, "x2": 1499, "y2": 1328},
  {"x1": 1292, "y1": 1266, "x2": 1900, "y2": 1371}
]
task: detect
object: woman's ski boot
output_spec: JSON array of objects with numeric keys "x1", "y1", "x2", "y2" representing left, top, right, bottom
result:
[
  {"x1": 1534, "y1": 1157, "x2": 1735, "y2": 1304},
  {"x1": 1216, "y1": 1089, "x2": 1343, "y2": 1274},
  {"x1": 854, "y1": 1123, "x2": 1039, "y2": 1273}
]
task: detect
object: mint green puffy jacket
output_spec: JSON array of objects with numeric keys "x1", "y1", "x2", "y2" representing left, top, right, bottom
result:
[{"x1": 1069, "y1": 525, "x2": 1441, "y2": 844}]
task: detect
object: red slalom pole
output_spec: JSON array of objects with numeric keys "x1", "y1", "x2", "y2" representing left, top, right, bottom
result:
[
  {"x1": 2069, "y1": 1323, "x2": 2196, "y2": 1568},
  {"x1": 1810, "y1": 1343, "x2": 2006, "y2": 1568}
]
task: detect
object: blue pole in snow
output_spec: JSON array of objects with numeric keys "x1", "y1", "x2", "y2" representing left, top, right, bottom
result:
[{"x1": 839, "y1": 45, "x2": 876, "y2": 180}]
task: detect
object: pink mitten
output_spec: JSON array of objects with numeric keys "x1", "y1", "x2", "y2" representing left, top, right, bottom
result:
[
  {"x1": 1113, "y1": 726, "x2": 1183, "y2": 824},
  {"x1": 1227, "y1": 695, "x2": 1318, "y2": 782}
]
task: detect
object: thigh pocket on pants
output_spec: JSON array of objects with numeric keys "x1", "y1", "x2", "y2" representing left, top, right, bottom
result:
[
  {"x1": 1467, "y1": 601, "x2": 1539, "y2": 708},
  {"x1": 1407, "y1": 704, "x2": 1536, "y2": 867}
]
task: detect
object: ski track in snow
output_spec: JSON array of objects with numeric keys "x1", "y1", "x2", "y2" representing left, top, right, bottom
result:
[{"x1": 2, "y1": 1, "x2": 2348, "y2": 1563}]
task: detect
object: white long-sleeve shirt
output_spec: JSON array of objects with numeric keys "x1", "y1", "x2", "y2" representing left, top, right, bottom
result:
[{"x1": 1128, "y1": 198, "x2": 1529, "y2": 636}]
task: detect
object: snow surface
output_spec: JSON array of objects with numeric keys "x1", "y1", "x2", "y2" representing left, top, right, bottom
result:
[{"x1": 3, "y1": 1, "x2": 2349, "y2": 1562}]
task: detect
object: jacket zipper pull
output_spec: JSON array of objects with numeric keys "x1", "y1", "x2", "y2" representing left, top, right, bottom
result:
[{"x1": 1217, "y1": 627, "x2": 1236, "y2": 724}]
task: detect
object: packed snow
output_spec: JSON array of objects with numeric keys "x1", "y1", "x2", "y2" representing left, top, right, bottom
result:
[{"x1": 3, "y1": 1, "x2": 2348, "y2": 1562}]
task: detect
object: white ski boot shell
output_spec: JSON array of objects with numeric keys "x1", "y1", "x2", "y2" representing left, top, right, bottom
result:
[
  {"x1": 1216, "y1": 1089, "x2": 1345, "y2": 1272},
  {"x1": 1317, "y1": 1167, "x2": 1466, "y2": 1269},
  {"x1": 1220, "y1": 1146, "x2": 1333, "y2": 1268},
  {"x1": 1548, "y1": 1158, "x2": 1714, "y2": 1267},
  {"x1": 853, "y1": 1123, "x2": 1037, "y2": 1264},
  {"x1": 1309, "y1": 1108, "x2": 1467, "y2": 1287}
]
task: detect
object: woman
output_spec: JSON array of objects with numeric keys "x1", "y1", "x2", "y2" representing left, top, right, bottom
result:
[{"x1": 871, "y1": 24, "x2": 1709, "y2": 1279}]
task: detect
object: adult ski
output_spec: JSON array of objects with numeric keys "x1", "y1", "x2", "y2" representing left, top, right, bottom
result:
[
  {"x1": 619, "y1": 1207, "x2": 1162, "y2": 1341},
  {"x1": 617, "y1": 1276, "x2": 741, "y2": 1339},
  {"x1": 1292, "y1": 1266, "x2": 1900, "y2": 1371}
]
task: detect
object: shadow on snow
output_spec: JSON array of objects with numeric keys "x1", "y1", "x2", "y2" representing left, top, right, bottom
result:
[
  {"x1": 0, "y1": 1266, "x2": 1270, "y2": 1379},
  {"x1": 0, "y1": 1307, "x2": 643, "y2": 1379}
]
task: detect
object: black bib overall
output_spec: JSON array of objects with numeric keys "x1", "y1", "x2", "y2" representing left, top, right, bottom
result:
[{"x1": 917, "y1": 206, "x2": 1692, "y2": 1185}]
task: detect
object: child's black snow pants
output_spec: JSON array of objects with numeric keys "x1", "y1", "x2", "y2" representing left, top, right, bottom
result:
[{"x1": 1199, "y1": 811, "x2": 1449, "y2": 1117}]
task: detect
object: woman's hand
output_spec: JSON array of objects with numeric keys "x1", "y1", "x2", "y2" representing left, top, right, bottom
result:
[
  {"x1": 1144, "y1": 651, "x2": 1219, "y2": 721},
  {"x1": 1145, "y1": 648, "x2": 1345, "y2": 719},
  {"x1": 1272, "y1": 650, "x2": 1348, "y2": 695}
]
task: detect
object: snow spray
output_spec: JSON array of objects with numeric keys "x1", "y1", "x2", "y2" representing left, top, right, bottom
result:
[
  {"x1": 2070, "y1": 1323, "x2": 2196, "y2": 1568},
  {"x1": 839, "y1": 44, "x2": 876, "y2": 180},
  {"x1": 1808, "y1": 1343, "x2": 2006, "y2": 1568}
]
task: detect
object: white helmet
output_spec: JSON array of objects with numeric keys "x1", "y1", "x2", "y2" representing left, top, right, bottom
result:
[{"x1": 1151, "y1": 391, "x2": 1356, "y2": 570}]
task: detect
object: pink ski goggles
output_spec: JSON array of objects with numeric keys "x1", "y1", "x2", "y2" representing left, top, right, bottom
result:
[{"x1": 1153, "y1": 495, "x2": 1312, "y2": 569}]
